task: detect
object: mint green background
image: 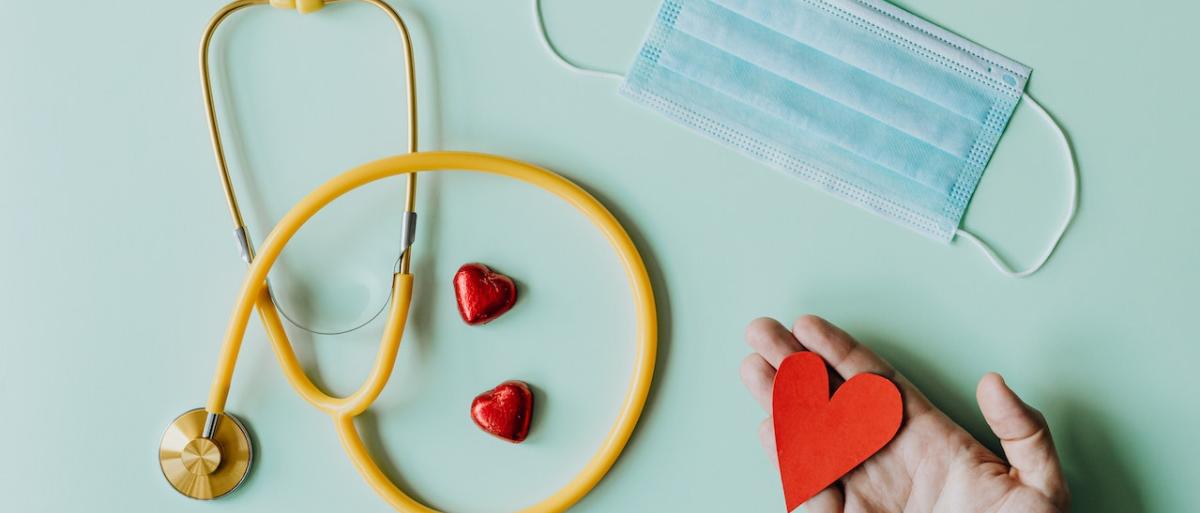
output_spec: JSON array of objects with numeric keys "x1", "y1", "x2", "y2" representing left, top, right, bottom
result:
[{"x1": 0, "y1": 0, "x2": 1196, "y2": 511}]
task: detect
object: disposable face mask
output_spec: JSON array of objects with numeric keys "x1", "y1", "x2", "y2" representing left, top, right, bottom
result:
[{"x1": 533, "y1": 0, "x2": 1077, "y2": 277}]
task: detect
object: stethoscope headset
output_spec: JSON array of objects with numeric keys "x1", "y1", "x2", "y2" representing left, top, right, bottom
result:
[{"x1": 157, "y1": 1, "x2": 657, "y2": 512}]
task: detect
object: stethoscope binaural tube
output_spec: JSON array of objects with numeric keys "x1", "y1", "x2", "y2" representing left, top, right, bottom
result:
[
  {"x1": 200, "y1": 0, "x2": 420, "y2": 336},
  {"x1": 197, "y1": 152, "x2": 658, "y2": 512}
]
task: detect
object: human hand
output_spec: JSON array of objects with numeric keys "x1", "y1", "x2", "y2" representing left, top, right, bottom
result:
[{"x1": 740, "y1": 316, "x2": 1070, "y2": 513}]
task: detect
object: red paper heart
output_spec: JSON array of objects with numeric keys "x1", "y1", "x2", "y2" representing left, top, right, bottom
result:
[
  {"x1": 772, "y1": 352, "x2": 902, "y2": 511},
  {"x1": 471, "y1": 380, "x2": 534, "y2": 443},
  {"x1": 453, "y1": 263, "x2": 517, "y2": 325}
]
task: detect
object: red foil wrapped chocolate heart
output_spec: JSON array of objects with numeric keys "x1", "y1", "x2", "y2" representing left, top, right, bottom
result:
[
  {"x1": 471, "y1": 380, "x2": 534, "y2": 443},
  {"x1": 453, "y1": 263, "x2": 517, "y2": 325}
]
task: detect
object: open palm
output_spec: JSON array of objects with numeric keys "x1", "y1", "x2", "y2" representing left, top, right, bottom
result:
[{"x1": 740, "y1": 316, "x2": 1070, "y2": 513}]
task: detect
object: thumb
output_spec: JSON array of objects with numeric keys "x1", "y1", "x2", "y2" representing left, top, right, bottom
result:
[{"x1": 976, "y1": 373, "x2": 1068, "y2": 508}]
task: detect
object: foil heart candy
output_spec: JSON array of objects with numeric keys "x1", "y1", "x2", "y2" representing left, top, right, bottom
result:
[
  {"x1": 471, "y1": 380, "x2": 534, "y2": 443},
  {"x1": 453, "y1": 263, "x2": 518, "y2": 325}
]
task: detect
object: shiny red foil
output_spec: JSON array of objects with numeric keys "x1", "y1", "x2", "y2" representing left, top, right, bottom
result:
[
  {"x1": 453, "y1": 263, "x2": 518, "y2": 325},
  {"x1": 471, "y1": 380, "x2": 534, "y2": 443}
]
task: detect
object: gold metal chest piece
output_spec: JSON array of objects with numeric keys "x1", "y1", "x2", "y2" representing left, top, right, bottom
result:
[{"x1": 159, "y1": 408, "x2": 252, "y2": 499}]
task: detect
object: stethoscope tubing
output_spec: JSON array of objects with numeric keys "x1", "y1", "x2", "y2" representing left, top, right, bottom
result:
[{"x1": 205, "y1": 151, "x2": 657, "y2": 513}]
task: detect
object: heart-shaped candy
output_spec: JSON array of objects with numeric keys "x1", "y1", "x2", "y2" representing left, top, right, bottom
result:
[
  {"x1": 471, "y1": 380, "x2": 534, "y2": 443},
  {"x1": 773, "y1": 352, "x2": 902, "y2": 511},
  {"x1": 453, "y1": 263, "x2": 518, "y2": 325}
]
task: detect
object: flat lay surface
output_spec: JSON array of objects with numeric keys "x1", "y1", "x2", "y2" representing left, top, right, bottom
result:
[{"x1": 0, "y1": 0, "x2": 1196, "y2": 511}]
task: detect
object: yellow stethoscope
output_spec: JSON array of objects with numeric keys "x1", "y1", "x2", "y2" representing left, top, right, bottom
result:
[{"x1": 157, "y1": 1, "x2": 657, "y2": 511}]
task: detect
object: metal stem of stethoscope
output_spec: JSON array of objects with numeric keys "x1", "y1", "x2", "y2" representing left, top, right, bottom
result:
[{"x1": 200, "y1": 0, "x2": 419, "y2": 334}]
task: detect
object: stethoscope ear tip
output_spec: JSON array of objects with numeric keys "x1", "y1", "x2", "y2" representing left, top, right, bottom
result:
[{"x1": 159, "y1": 408, "x2": 253, "y2": 500}]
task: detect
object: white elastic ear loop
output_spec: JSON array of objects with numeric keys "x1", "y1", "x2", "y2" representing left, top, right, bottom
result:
[
  {"x1": 533, "y1": 0, "x2": 625, "y2": 80},
  {"x1": 956, "y1": 93, "x2": 1079, "y2": 278}
]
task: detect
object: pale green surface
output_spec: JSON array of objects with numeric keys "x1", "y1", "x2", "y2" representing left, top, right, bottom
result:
[{"x1": 0, "y1": 0, "x2": 1196, "y2": 511}]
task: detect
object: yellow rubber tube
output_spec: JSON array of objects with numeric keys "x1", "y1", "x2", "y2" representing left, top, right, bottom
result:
[{"x1": 204, "y1": 151, "x2": 657, "y2": 513}]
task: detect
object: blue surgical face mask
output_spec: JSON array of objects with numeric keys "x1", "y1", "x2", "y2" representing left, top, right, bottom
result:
[{"x1": 533, "y1": 0, "x2": 1077, "y2": 277}]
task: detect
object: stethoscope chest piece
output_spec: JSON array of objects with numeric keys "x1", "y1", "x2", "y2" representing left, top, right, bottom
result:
[{"x1": 159, "y1": 408, "x2": 253, "y2": 500}]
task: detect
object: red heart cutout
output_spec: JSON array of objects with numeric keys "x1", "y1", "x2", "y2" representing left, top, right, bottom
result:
[
  {"x1": 772, "y1": 352, "x2": 902, "y2": 511},
  {"x1": 453, "y1": 263, "x2": 518, "y2": 325},
  {"x1": 471, "y1": 380, "x2": 534, "y2": 443}
]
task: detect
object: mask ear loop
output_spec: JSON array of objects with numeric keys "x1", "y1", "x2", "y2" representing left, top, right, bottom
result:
[
  {"x1": 955, "y1": 93, "x2": 1079, "y2": 278},
  {"x1": 533, "y1": 0, "x2": 625, "y2": 80}
]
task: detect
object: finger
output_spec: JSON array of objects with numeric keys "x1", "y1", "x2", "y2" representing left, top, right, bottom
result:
[
  {"x1": 976, "y1": 373, "x2": 1068, "y2": 508},
  {"x1": 804, "y1": 486, "x2": 846, "y2": 513},
  {"x1": 759, "y1": 418, "x2": 845, "y2": 513},
  {"x1": 741, "y1": 353, "x2": 776, "y2": 413},
  {"x1": 746, "y1": 317, "x2": 805, "y2": 368},
  {"x1": 790, "y1": 315, "x2": 894, "y2": 379},
  {"x1": 758, "y1": 417, "x2": 776, "y2": 462},
  {"x1": 791, "y1": 315, "x2": 933, "y2": 416}
]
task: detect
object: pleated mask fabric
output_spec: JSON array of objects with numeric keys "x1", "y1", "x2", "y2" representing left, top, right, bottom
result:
[{"x1": 620, "y1": 0, "x2": 1031, "y2": 242}]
